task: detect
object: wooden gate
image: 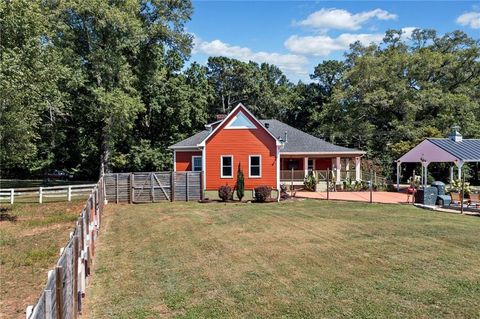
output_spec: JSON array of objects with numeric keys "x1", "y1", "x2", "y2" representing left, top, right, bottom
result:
[
  {"x1": 104, "y1": 172, "x2": 202, "y2": 203},
  {"x1": 132, "y1": 172, "x2": 171, "y2": 203}
]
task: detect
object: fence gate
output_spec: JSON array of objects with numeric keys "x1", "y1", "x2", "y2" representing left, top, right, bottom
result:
[{"x1": 132, "y1": 172, "x2": 171, "y2": 203}]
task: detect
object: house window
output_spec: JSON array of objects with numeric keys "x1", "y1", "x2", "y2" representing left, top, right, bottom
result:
[
  {"x1": 225, "y1": 112, "x2": 256, "y2": 129},
  {"x1": 192, "y1": 156, "x2": 202, "y2": 172},
  {"x1": 308, "y1": 159, "x2": 315, "y2": 171},
  {"x1": 221, "y1": 155, "x2": 233, "y2": 178},
  {"x1": 249, "y1": 155, "x2": 262, "y2": 178}
]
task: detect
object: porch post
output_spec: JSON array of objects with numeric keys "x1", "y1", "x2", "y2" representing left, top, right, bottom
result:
[
  {"x1": 355, "y1": 157, "x2": 361, "y2": 181},
  {"x1": 396, "y1": 161, "x2": 401, "y2": 191},
  {"x1": 345, "y1": 158, "x2": 350, "y2": 180},
  {"x1": 304, "y1": 157, "x2": 309, "y2": 177},
  {"x1": 336, "y1": 156, "x2": 341, "y2": 183}
]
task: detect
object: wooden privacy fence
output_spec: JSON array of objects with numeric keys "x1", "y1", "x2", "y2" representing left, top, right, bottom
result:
[
  {"x1": 0, "y1": 184, "x2": 96, "y2": 204},
  {"x1": 26, "y1": 176, "x2": 106, "y2": 319},
  {"x1": 104, "y1": 172, "x2": 202, "y2": 203}
]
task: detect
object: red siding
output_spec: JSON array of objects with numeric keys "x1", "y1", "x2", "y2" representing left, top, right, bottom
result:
[
  {"x1": 315, "y1": 158, "x2": 332, "y2": 170},
  {"x1": 175, "y1": 151, "x2": 202, "y2": 171},
  {"x1": 205, "y1": 109, "x2": 277, "y2": 190}
]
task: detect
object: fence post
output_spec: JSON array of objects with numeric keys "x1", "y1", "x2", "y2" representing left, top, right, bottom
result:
[
  {"x1": 10, "y1": 188, "x2": 14, "y2": 204},
  {"x1": 45, "y1": 289, "x2": 53, "y2": 319},
  {"x1": 171, "y1": 172, "x2": 175, "y2": 202},
  {"x1": 370, "y1": 170, "x2": 373, "y2": 204},
  {"x1": 151, "y1": 173, "x2": 155, "y2": 202},
  {"x1": 39, "y1": 187, "x2": 43, "y2": 204},
  {"x1": 186, "y1": 172, "x2": 189, "y2": 202},
  {"x1": 116, "y1": 173, "x2": 119, "y2": 204},
  {"x1": 73, "y1": 236, "x2": 79, "y2": 318},
  {"x1": 129, "y1": 173, "x2": 134, "y2": 204},
  {"x1": 67, "y1": 186, "x2": 72, "y2": 201},
  {"x1": 326, "y1": 168, "x2": 330, "y2": 200},
  {"x1": 200, "y1": 171, "x2": 204, "y2": 200},
  {"x1": 26, "y1": 305, "x2": 33, "y2": 319},
  {"x1": 55, "y1": 266, "x2": 63, "y2": 319}
]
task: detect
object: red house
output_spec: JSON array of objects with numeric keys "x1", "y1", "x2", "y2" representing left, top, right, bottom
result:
[{"x1": 169, "y1": 104, "x2": 365, "y2": 193}]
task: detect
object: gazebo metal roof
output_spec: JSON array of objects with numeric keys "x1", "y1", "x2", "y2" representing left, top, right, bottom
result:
[{"x1": 395, "y1": 127, "x2": 480, "y2": 190}]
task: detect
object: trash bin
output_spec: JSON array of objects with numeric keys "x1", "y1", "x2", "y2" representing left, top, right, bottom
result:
[{"x1": 431, "y1": 181, "x2": 446, "y2": 196}]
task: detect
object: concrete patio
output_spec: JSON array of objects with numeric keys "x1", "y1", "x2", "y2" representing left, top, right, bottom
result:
[{"x1": 295, "y1": 191, "x2": 410, "y2": 204}]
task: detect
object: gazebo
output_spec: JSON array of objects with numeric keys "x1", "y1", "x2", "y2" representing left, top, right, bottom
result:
[{"x1": 396, "y1": 127, "x2": 480, "y2": 191}]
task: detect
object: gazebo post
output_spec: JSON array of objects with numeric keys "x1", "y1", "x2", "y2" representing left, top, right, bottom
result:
[
  {"x1": 456, "y1": 161, "x2": 464, "y2": 181},
  {"x1": 422, "y1": 162, "x2": 430, "y2": 187}
]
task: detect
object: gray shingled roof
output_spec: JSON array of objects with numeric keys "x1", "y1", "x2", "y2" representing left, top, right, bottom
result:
[
  {"x1": 170, "y1": 118, "x2": 363, "y2": 154},
  {"x1": 170, "y1": 130, "x2": 210, "y2": 148},
  {"x1": 428, "y1": 138, "x2": 480, "y2": 161},
  {"x1": 259, "y1": 119, "x2": 362, "y2": 153}
]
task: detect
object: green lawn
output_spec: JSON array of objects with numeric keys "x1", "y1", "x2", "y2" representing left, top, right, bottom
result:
[{"x1": 85, "y1": 200, "x2": 480, "y2": 318}]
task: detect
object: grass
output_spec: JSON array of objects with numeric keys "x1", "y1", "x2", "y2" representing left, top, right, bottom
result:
[
  {"x1": 0, "y1": 201, "x2": 85, "y2": 319},
  {"x1": 85, "y1": 200, "x2": 480, "y2": 318}
]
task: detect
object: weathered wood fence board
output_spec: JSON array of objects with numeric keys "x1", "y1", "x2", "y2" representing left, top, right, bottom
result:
[
  {"x1": 26, "y1": 176, "x2": 106, "y2": 319},
  {"x1": 104, "y1": 172, "x2": 202, "y2": 203}
]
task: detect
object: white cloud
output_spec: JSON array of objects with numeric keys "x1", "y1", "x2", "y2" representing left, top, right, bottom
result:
[
  {"x1": 297, "y1": 8, "x2": 397, "y2": 31},
  {"x1": 401, "y1": 27, "x2": 419, "y2": 40},
  {"x1": 284, "y1": 33, "x2": 384, "y2": 56},
  {"x1": 193, "y1": 37, "x2": 309, "y2": 76},
  {"x1": 456, "y1": 12, "x2": 480, "y2": 29}
]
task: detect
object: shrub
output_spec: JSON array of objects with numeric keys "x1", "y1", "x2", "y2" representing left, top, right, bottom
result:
[
  {"x1": 254, "y1": 186, "x2": 271, "y2": 202},
  {"x1": 448, "y1": 179, "x2": 471, "y2": 196},
  {"x1": 235, "y1": 163, "x2": 245, "y2": 201},
  {"x1": 303, "y1": 171, "x2": 317, "y2": 191},
  {"x1": 218, "y1": 185, "x2": 232, "y2": 201}
]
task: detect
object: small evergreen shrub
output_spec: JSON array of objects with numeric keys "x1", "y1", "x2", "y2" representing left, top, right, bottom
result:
[
  {"x1": 254, "y1": 186, "x2": 271, "y2": 202},
  {"x1": 236, "y1": 163, "x2": 245, "y2": 201},
  {"x1": 218, "y1": 185, "x2": 232, "y2": 201}
]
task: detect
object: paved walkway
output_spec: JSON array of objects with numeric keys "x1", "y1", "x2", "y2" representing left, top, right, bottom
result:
[{"x1": 295, "y1": 191, "x2": 410, "y2": 204}]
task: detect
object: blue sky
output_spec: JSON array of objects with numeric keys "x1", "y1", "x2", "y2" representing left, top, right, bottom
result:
[{"x1": 187, "y1": 1, "x2": 480, "y2": 82}]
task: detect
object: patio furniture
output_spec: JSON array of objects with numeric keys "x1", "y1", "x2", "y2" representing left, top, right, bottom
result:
[
  {"x1": 468, "y1": 193, "x2": 479, "y2": 208},
  {"x1": 449, "y1": 192, "x2": 468, "y2": 206}
]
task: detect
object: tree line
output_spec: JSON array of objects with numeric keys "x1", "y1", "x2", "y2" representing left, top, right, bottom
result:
[{"x1": 1, "y1": 0, "x2": 479, "y2": 181}]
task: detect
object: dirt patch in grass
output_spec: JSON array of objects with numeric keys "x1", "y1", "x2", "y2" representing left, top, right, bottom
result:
[
  {"x1": 0, "y1": 201, "x2": 84, "y2": 319},
  {"x1": 85, "y1": 201, "x2": 480, "y2": 318}
]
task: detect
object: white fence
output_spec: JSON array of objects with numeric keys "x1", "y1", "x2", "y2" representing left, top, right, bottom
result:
[
  {"x1": 0, "y1": 184, "x2": 96, "y2": 204},
  {"x1": 25, "y1": 177, "x2": 105, "y2": 319}
]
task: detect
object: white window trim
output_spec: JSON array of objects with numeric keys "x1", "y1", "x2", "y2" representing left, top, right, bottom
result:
[
  {"x1": 224, "y1": 112, "x2": 257, "y2": 130},
  {"x1": 191, "y1": 156, "x2": 202, "y2": 172},
  {"x1": 220, "y1": 155, "x2": 234, "y2": 178},
  {"x1": 249, "y1": 155, "x2": 262, "y2": 178}
]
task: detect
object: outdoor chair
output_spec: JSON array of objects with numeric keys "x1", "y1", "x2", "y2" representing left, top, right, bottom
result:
[
  {"x1": 468, "y1": 193, "x2": 480, "y2": 208},
  {"x1": 449, "y1": 192, "x2": 468, "y2": 206}
]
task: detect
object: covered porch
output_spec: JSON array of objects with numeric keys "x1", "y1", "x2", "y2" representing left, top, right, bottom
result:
[{"x1": 280, "y1": 155, "x2": 362, "y2": 185}]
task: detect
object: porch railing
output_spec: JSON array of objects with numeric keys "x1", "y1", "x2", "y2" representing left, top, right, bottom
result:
[{"x1": 280, "y1": 169, "x2": 388, "y2": 185}]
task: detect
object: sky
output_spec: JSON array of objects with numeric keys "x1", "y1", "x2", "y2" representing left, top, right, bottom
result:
[{"x1": 186, "y1": 1, "x2": 480, "y2": 82}]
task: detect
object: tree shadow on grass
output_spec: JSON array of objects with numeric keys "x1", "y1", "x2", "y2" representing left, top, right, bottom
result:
[{"x1": 0, "y1": 207, "x2": 18, "y2": 222}]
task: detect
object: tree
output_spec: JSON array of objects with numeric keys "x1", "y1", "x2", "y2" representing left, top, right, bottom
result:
[
  {"x1": 0, "y1": 0, "x2": 69, "y2": 177},
  {"x1": 236, "y1": 163, "x2": 245, "y2": 201}
]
